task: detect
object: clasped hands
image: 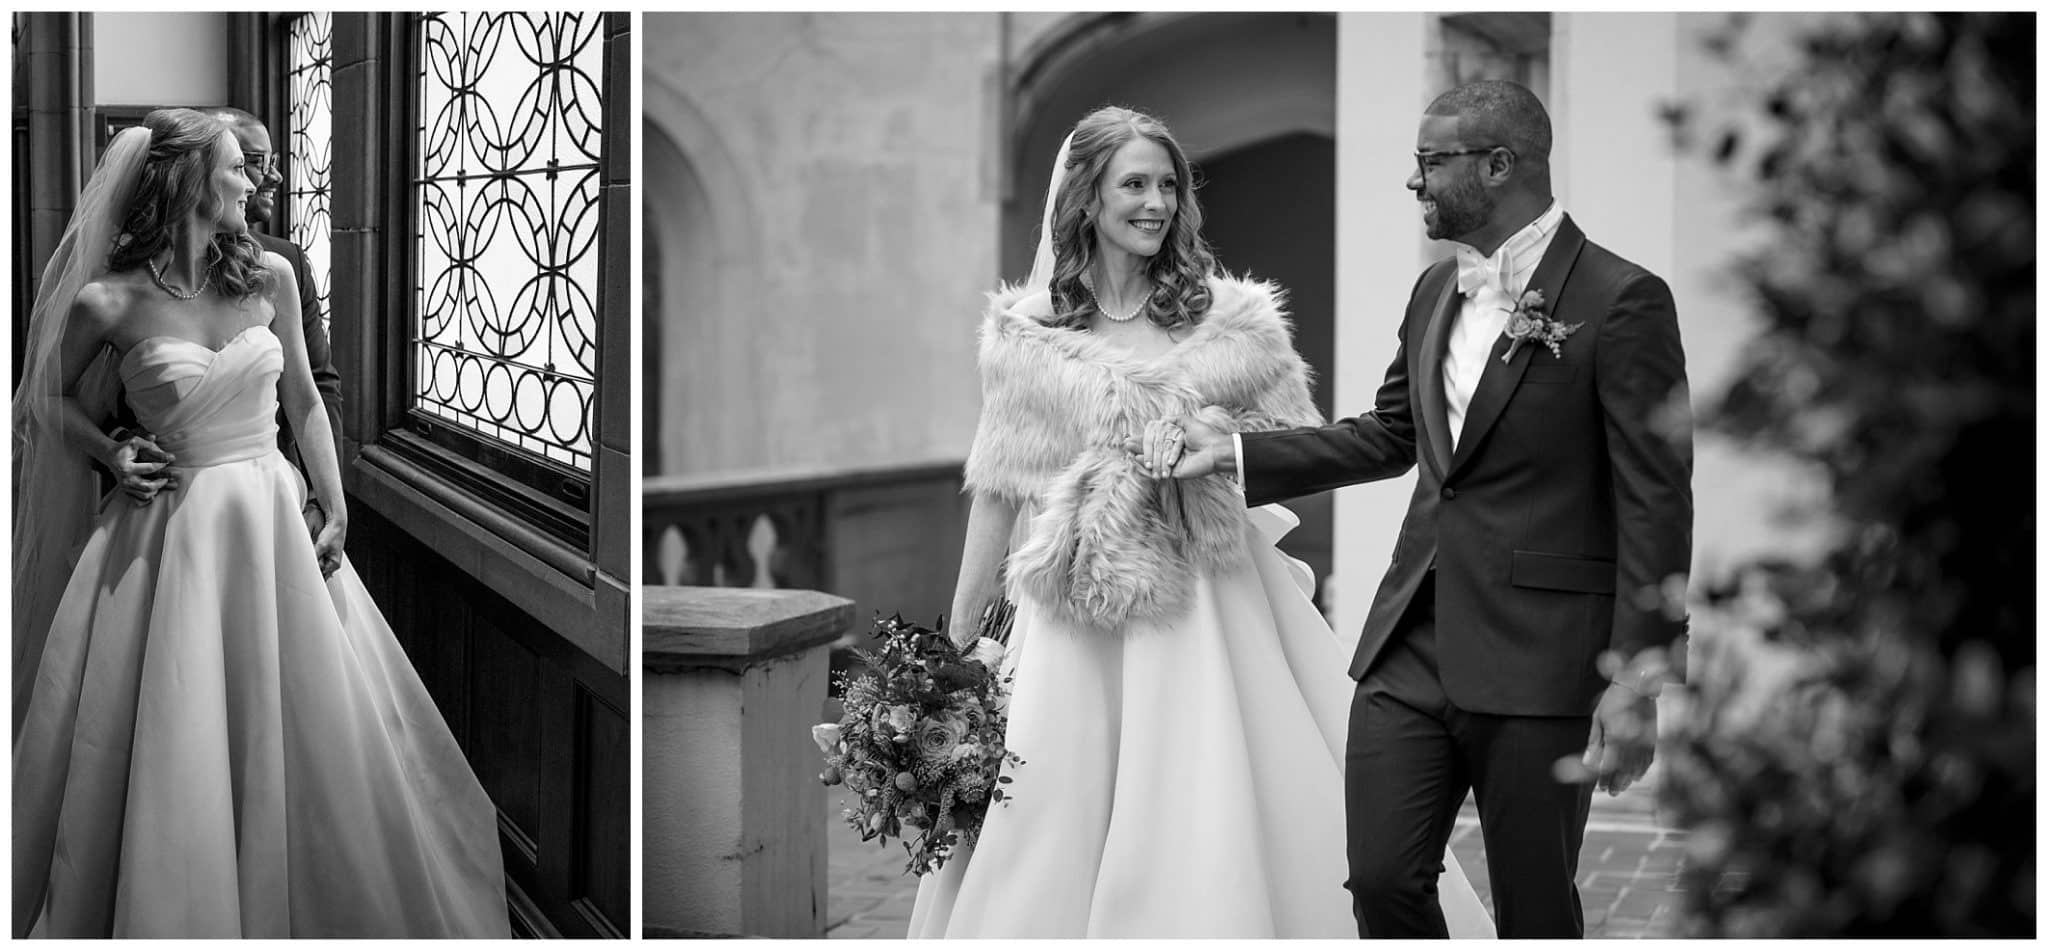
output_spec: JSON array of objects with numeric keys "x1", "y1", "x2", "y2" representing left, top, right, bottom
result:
[
  {"x1": 105, "y1": 431, "x2": 177, "y2": 506},
  {"x1": 1120, "y1": 407, "x2": 1234, "y2": 480}
]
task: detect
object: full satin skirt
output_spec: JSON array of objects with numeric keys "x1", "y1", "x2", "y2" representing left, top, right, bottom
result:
[
  {"x1": 13, "y1": 451, "x2": 509, "y2": 938},
  {"x1": 907, "y1": 506, "x2": 1495, "y2": 938}
]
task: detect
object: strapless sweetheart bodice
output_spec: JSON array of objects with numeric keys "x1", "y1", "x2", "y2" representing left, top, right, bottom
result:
[{"x1": 117, "y1": 325, "x2": 281, "y2": 468}]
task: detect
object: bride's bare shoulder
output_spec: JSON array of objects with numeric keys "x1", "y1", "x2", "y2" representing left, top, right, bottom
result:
[
  {"x1": 258, "y1": 248, "x2": 294, "y2": 281},
  {"x1": 69, "y1": 274, "x2": 144, "y2": 330}
]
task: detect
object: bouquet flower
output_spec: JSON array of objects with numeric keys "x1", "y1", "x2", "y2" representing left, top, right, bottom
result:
[{"x1": 814, "y1": 613, "x2": 1023, "y2": 876}]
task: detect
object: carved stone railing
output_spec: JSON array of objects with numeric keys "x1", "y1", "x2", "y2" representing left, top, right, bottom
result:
[
  {"x1": 643, "y1": 473, "x2": 826, "y2": 590},
  {"x1": 642, "y1": 586, "x2": 854, "y2": 939}
]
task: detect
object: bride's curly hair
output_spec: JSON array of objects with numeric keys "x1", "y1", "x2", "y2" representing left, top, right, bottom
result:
[
  {"x1": 106, "y1": 108, "x2": 270, "y2": 298},
  {"x1": 1043, "y1": 106, "x2": 1218, "y2": 331}
]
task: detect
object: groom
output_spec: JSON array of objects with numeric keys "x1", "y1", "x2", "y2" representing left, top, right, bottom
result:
[{"x1": 1155, "y1": 80, "x2": 1692, "y2": 937}]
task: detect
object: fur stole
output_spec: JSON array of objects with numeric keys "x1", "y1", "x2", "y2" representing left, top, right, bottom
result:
[{"x1": 962, "y1": 273, "x2": 1323, "y2": 632}]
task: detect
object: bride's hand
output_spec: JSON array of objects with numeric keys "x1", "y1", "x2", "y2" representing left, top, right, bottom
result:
[
  {"x1": 312, "y1": 510, "x2": 347, "y2": 578},
  {"x1": 107, "y1": 434, "x2": 178, "y2": 505},
  {"x1": 947, "y1": 598, "x2": 979, "y2": 651},
  {"x1": 1123, "y1": 409, "x2": 1231, "y2": 480}
]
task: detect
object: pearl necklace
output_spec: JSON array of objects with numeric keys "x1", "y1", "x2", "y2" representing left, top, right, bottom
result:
[
  {"x1": 148, "y1": 257, "x2": 215, "y2": 300},
  {"x1": 1081, "y1": 270, "x2": 1150, "y2": 322}
]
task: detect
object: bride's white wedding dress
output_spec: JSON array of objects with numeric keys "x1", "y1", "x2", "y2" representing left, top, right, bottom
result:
[
  {"x1": 13, "y1": 327, "x2": 509, "y2": 938},
  {"x1": 908, "y1": 504, "x2": 1496, "y2": 938}
]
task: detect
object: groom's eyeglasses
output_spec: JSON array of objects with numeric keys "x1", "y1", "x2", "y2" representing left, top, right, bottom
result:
[
  {"x1": 242, "y1": 152, "x2": 279, "y2": 181},
  {"x1": 1415, "y1": 147, "x2": 1513, "y2": 180}
]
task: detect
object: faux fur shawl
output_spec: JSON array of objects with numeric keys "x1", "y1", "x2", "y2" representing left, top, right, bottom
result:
[{"x1": 963, "y1": 273, "x2": 1323, "y2": 632}]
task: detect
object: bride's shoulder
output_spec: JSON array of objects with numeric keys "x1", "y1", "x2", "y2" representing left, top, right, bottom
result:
[
  {"x1": 981, "y1": 284, "x2": 1057, "y2": 332},
  {"x1": 1009, "y1": 288, "x2": 1056, "y2": 320},
  {"x1": 256, "y1": 248, "x2": 297, "y2": 293},
  {"x1": 1199, "y1": 271, "x2": 1289, "y2": 329},
  {"x1": 70, "y1": 274, "x2": 141, "y2": 327}
]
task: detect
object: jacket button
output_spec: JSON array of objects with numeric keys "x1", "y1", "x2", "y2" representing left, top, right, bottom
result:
[{"x1": 1441, "y1": 486, "x2": 1457, "y2": 500}]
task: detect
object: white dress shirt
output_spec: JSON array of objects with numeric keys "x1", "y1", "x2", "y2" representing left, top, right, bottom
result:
[
  {"x1": 1444, "y1": 201, "x2": 1564, "y2": 450},
  {"x1": 1229, "y1": 201, "x2": 1566, "y2": 485}
]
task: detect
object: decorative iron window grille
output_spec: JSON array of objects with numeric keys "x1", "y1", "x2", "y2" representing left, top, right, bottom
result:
[
  {"x1": 413, "y1": 12, "x2": 604, "y2": 476},
  {"x1": 286, "y1": 12, "x2": 333, "y2": 328}
]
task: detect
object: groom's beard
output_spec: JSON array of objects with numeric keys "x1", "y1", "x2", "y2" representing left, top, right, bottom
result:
[
  {"x1": 246, "y1": 190, "x2": 275, "y2": 227},
  {"x1": 1424, "y1": 168, "x2": 1493, "y2": 242}
]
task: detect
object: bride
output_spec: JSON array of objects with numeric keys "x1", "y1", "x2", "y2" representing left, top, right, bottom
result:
[
  {"x1": 906, "y1": 106, "x2": 1495, "y2": 938},
  {"x1": 12, "y1": 108, "x2": 509, "y2": 938}
]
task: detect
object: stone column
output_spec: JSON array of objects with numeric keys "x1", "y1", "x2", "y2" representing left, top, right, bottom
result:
[
  {"x1": 1329, "y1": 12, "x2": 1432, "y2": 640},
  {"x1": 15, "y1": 12, "x2": 93, "y2": 337},
  {"x1": 643, "y1": 586, "x2": 853, "y2": 938},
  {"x1": 1551, "y1": 12, "x2": 1680, "y2": 277}
]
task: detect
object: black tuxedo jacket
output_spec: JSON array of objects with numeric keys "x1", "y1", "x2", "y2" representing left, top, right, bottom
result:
[{"x1": 1242, "y1": 215, "x2": 1692, "y2": 717}]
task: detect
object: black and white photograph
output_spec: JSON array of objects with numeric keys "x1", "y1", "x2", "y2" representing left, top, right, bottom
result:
[
  {"x1": 12, "y1": 12, "x2": 630, "y2": 938},
  {"x1": 641, "y1": 10, "x2": 2032, "y2": 941}
]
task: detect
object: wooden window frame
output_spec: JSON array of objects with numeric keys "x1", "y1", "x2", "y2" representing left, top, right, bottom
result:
[{"x1": 327, "y1": 12, "x2": 631, "y2": 671}]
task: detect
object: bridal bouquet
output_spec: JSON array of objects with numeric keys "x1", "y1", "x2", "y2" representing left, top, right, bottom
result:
[{"x1": 814, "y1": 612, "x2": 1022, "y2": 876}]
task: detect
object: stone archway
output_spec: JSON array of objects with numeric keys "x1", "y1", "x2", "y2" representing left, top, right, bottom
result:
[
  {"x1": 642, "y1": 79, "x2": 764, "y2": 478},
  {"x1": 1003, "y1": 12, "x2": 1341, "y2": 604}
]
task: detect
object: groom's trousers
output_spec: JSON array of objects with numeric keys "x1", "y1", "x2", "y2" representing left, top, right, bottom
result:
[{"x1": 1343, "y1": 570, "x2": 1597, "y2": 938}]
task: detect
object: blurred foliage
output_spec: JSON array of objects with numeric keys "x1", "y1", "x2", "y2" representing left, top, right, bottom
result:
[{"x1": 1659, "y1": 12, "x2": 2034, "y2": 937}]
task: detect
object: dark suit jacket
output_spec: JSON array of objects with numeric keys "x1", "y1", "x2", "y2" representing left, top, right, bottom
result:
[
  {"x1": 1241, "y1": 215, "x2": 1692, "y2": 717},
  {"x1": 110, "y1": 233, "x2": 342, "y2": 479}
]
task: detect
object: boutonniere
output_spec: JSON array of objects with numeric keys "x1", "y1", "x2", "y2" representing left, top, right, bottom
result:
[{"x1": 1500, "y1": 289, "x2": 1583, "y2": 363}]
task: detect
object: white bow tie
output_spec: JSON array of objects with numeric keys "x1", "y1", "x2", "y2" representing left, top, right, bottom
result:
[{"x1": 1455, "y1": 246, "x2": 1510, "y2": 300}]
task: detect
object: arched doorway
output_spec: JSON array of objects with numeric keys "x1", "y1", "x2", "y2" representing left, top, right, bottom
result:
[
  {"x1": 642, "y1": 121, "x2": 716, "y2": 476},
  {"x1": 642, "y1": 83, "x2": 762, "y2": 479},
  {"x1": 1004, "y1": 12, "x2": 1341, "y2": 605},
  {"x1": 643, "y1": 224, "x2": 663, "y2": 474}
]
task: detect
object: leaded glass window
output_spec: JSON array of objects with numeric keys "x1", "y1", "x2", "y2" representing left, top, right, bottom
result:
[
  {"x1": 413, "y1": 12, "x2": 604, "y2": 474},
  {"x1": 286, "y1": 12, "x2": 333, "y2": 328}
]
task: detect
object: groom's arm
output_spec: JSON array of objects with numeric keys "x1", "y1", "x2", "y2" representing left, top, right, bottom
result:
[
  {"x1": 1236, "y1": 308, "x2": 1420, "y2": 508},
  {"x1": 1597, "y1": 271, "x2": 1693, "y2": 687},
  {"x1": 291, "y1": 242, "x2": 344, "y2": 463}
]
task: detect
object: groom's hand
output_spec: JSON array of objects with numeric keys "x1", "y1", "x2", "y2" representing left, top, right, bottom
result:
[
  {"x1": 1123, "y1": 408, "x2": 1235, "y2": 480},
  {"x1": 1580, "y1": 682, "x2": 1659, "y2": 796},
  {"x1": 107, "y1": 432, "x2": 179, "y2": 505}
]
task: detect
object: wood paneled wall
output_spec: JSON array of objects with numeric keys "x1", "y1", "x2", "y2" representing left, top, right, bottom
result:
[{"x1": 351, "y1": 506, "x2": 629, "y2": 938}]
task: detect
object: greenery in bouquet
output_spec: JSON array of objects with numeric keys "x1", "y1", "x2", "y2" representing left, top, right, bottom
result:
[
  {"x1": 814, "y1": 614, "x2": 1023, "y2": 877},
  {"x1": 1657, "y1": 12, "x2": 2032, "y2": 937}
]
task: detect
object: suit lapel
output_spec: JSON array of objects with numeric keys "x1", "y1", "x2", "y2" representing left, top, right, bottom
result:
[
  {"x1": 1446, "y1": 215, "x2": 1588, "y2": 479},
  {"x1": 1414, "y1": 267, "x2": 1459, "y2": 480}
]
